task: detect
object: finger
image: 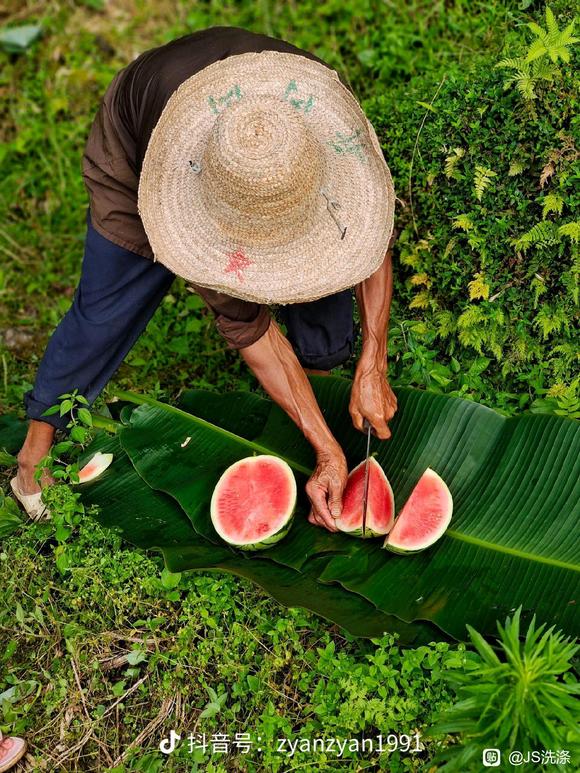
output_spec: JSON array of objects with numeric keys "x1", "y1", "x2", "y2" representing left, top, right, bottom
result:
[
  {"x1": 309, "y1": 486, "x2": 339, "y2": 532},
  {"x1": 328, "y1": 478, "x2": 344, "y2": 521},
  {"x1": 386, "y1": 396, "x2": 398, "y2": 418},
  {"x1": 374, "y1": 422, "x2": 391, "y2": 440},
  {"x1": 306, "y1": 483, "x2": 327, "y2": 523},
  {"x1": 350, "y1": 406, "x2": 365, "y2": 433},
  {"x1": 307, "y1": 509, "x2": 320, "y2": 527},
  {"x1": 309, "y1": 507, "x2": 327, "y2": 530}
]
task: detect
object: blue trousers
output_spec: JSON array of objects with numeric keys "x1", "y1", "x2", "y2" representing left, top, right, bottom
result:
[{"x1": 24, "y1": 214, "x2": 354, "y2": 430}]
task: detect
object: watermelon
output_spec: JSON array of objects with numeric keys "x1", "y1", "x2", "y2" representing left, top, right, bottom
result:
[
  {"x1": 335, "y1": 457, "x2": 395, "y2": 537},
  {"x1": 210, "y1": 455, "x2": 296, "y2": 550},
  {"x1": 384, "y1": 468, "x2": 452, "y2": 553},
  {"x1": 78, "y1": 451, "x2": 114, "y2": 483}
]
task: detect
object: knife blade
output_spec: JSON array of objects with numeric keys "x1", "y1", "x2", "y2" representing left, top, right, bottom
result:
[{"x1": 361, "y1": 419, "x2": 372, "y2": 537}]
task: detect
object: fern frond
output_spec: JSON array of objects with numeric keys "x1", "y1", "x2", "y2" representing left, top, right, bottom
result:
[
  {"x1": 410, "y1": 272, "x2": 431, "y2": 287},
  {"x1": 444, "y1": 147, "x2": 465, "y2": 179},
  {"x1": 443, "y1": 236, "x2": 458, "y2": 259},
  {"x1": 512, "y1": 221, "x2": 561, "y2": 251},
  {"x1": 527, "y1": 22, "x2": 546, "y2": 39},
  {"x1": 468, "y1": 272, "x2": 490, "y2": 301},
  {"x1": 545, "y1": 7, "x2": 558, "y2": 36},
  {"x1": 530, "y1": 276, "x2": 547, "y2": 309},
  {"x1": 558, "y1": 221, "x2": 580, "y2": 243},
  {"x1": 533, "y1": 304, "x2": 569, "y2": 339},
  {"x1": 532, "y1": 57, "x2": 558, "y2": 81},
  {"x1": 508, "y1": 160, "x2": 525, "y2": 176},
  {"x1": 526, "y1": 39, "x2": 547, "y2": 62},
  {"x1": 496, "y1": 57, "x2": 527, "y2": 70},
  {"x1": 457, "y1": 305, "x2": 486, "y2": 329},
  {"x1": 452, "y1": 214, "x2": 474, "y2": 232},
  {"x1": 526, "y1": 8, "x2": 579, "y2": 65},
  {"x1": 516, "y1": 73, "x2": 538, "y2": 100},
  {"x1": 435, "y1": 310, "x2": 456, "y2": 338},
  {"x1": 409, "y1": 290, "x2": 430, "y2": 310},
  {"x1": 473, "y1": 166, "x2": 497, "y2": 201},
  {"x1": 541, "y1": 193, "x2": 564, "y2": 218}
]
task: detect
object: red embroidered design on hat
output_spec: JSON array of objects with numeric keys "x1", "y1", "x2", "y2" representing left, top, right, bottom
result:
[{"x1": 224, "y1": 248, "x2": 252, "y2": 282}]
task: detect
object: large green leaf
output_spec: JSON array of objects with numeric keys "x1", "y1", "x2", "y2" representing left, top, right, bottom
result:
[
  {"x1": 116, "y1": 393, "x2": 352, "y2": 570},
  {"x1": 83, "y1": 377, "x2": 579, "y2": 640},
  {"x1": 0, "y1": 414, "x2": 28, "y2": 459},
  {"x1": 80, "y1": 434, "x2": 438, "y2": 643}
]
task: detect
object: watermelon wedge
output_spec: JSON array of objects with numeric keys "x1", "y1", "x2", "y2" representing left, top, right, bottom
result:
[
  {"x1": 335, "y1": 457, "x2": 395, "y2": 538},
  {"x1": 384, "y1": 468, "x2": 452, "y2": 553},
  {"x1": 78, "y1": 452, "x2": 114, "y2": 483},
  {"x1": 210, "y1": 455, "x2": 296, "y2": 550}
]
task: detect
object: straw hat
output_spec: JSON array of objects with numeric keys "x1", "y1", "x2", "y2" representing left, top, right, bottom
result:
[{"x1": 138, "y1": 51, "x2": 395, "y2": 305}]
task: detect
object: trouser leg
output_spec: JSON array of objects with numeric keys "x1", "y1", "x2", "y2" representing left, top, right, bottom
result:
[
  {"x1": 277, "y1": 289, "x2": 355, "y2": 371},
  {"x1": 23, "y1": 214, "x2": 174, "y2": 430}
]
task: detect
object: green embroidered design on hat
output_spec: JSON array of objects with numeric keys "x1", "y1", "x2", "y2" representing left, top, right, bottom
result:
[
  {"x1": 327, "y1": 128, "x2": 368, "y2": 163},
  {"x1": 208, "y1": 84, "x2": 243, "y2": 115},
  {"x1": 283, "y1": 80, "x2": 315, "y2": 114}
]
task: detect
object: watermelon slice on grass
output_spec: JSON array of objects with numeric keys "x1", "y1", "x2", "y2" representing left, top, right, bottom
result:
[
  {"x1": 384, "y1": 468, "x2": 453, "y2": 553},
  {"x1": 335, "y1": 457, "x2": 395, "y2": 537},
  {"x1": 210, "y1": 455, "x2": 297, "y2": 550},
  {"x1": 77, "y1": 451, "x2": 114, "y2": 483}
]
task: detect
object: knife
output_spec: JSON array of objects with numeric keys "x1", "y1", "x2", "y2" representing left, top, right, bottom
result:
[{"x1": 361, "y1": 419, "x2": 372, "y2": 537}]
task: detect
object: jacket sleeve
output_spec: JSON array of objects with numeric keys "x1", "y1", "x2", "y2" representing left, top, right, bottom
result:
[{"x1": 190, "y1": 284, "x2": 271, "y2": 349}]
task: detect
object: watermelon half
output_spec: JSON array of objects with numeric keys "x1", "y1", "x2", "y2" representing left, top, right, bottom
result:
[
  {"x1": 384, "y1": 468, "x2": 453, "y2": 553},
  {"x1": 210, "y1": 455, "x2": 297, "y2": 550},
  {"x1": 335, "y1": 457, "x2": 395, "y2": 538}
]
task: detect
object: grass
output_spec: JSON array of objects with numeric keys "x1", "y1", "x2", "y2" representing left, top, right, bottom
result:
[{"x1": 1, "y1": 0, "x2": 578, "y2": 770}]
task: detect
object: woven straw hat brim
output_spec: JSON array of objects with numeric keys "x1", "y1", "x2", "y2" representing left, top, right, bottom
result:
[{"x1": 138, "y1": 51, "x2": 395, "y2": 305}]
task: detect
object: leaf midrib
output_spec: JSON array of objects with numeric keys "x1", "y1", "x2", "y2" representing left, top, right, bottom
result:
[
  {"x1": 111, "y1": 388, "x2": 313, "y2": 476},
  {"x1": 112, "y1": 388, "x2": 580, "y2": 575},
  {"x1": 446, "y1": 530, "x2": 579, "y2": 573}
]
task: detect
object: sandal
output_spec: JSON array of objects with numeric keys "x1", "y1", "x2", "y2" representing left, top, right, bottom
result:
[
  {"x1": 9, "y1": 477, "x2": 50, "y2": 521},
  {"x1": 0, "y1": 732, "x2": 27, "y2": 772}
]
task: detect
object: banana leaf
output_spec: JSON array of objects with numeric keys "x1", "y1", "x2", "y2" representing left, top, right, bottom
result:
[
  {"x1": 0, "y1": 414, "x2": 28, "y2": 457},
  {"x1": 80, "y1": 377, "x2": 579, "y2": 641},
  {"x1": 80, "y1": 434, "x2": 439, "y2": 643},
  {"x1": 115, "y1": 392, "x2": 352, "y2": 570}
]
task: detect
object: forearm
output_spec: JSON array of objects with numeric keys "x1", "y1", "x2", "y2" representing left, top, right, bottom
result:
[
  {"x1": 240, "y1": 320, "x2": 340, "y2": 455},
  {"x1": 354, "y1": 250, "x2": 393, "y2": 370}
]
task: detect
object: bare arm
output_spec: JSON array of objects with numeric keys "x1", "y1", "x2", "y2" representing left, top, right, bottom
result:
[
  {"x1": 350, "y1": 242, "x2": 398, "y2": 438},
  {"x1": 240, "y1": 320, "x2": 348, "y2": 530}
]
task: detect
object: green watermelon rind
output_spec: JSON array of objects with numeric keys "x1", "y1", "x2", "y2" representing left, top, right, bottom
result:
[
  {"x1": 210, "y1": 455, "x2": 297, "y2": 551},
  {"x1": 236, "y1": 514, "x2": 295, "y2": 551},
  {"x1": 337, "y1": 525, "x2": 387, "y2": 540}
]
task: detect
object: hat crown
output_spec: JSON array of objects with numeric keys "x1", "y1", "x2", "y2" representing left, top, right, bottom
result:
[{"x1": 200, "y1": 95, "x2": 324, "y2": 246}]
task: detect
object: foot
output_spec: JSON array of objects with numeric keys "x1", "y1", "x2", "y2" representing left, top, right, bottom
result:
[
  {"x1": 0, "y1": 733, "x2": 27, "y2": 773},
  {"x1": 15, "y1": 456, "x2": 53, "y2": 495}
]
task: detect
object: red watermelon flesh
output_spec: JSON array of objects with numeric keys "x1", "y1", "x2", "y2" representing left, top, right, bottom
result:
[
  {"x1": 210, "y1": 455, "x2": 296, "y2": 550},
  {"x1": 384, "y1": 468, "x2": 453, "y2": 553},
  {"x1": 335, "y1": 457, "x2": 395, "y2": 537},
  {"x1": 78, "y1": 451, "x2": 114, "y2": 483}
]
